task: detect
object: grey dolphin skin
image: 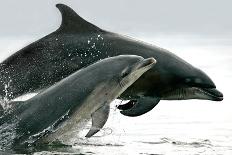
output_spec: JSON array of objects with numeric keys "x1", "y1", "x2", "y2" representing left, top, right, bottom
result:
[
  {"x1": 0, "y1": 55, "x2": 156, "y2": 151},
  {"x1": 0, "y1": 4, "x2": 223, "y2": 116}
]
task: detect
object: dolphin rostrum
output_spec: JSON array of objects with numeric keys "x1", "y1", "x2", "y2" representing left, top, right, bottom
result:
[
  {"x1": 0, "y1": 55, "x2": 156, "y2": 151},
  {"x1": 0, "y1": 4, "x2": 223, "y2": 117}
]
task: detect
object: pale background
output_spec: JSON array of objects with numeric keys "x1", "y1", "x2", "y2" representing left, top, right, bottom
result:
[{"x1": 0, "y1": 0, "x2": 231, "y2": 37}]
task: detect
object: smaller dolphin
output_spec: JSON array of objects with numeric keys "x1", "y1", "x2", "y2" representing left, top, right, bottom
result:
[{"x1": 0, "y1": 55, "x2": 156, "y2": 151}]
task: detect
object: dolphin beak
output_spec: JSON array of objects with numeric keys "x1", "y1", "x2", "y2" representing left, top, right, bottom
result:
[
  {"x1": 138, "y1": 57, "x2": 156, "y2": 69},
  {"x1": 202, "y1": 88, "x2": 223, "y2": 101}
]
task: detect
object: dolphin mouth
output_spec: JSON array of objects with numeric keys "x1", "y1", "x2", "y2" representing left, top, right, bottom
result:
[
  {"x1": 138, "y1": 58, "x2": 156, "y2": 69},
  {"x1": 200, "y1": 88, "x2": 223, "y2": 101},
  {"x1": 161, "y1": 87, "x2": 223, "y2": 101}
]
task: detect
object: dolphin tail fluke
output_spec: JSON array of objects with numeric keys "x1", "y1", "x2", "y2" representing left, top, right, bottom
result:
[
  {"x1": 85, "y1": 104, "x2": 110, "y2": 138},
  {"x1": 118, "y1": 97, "x2": 160, "y2": 117},
  {"x1": 56, "y1": 4, "x2": 103, "y2": 33}
]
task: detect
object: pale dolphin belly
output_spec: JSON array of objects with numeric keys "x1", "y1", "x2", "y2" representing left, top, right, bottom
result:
[{"x1": 41, "y1": 83, "x2": 113, "y2": 144}]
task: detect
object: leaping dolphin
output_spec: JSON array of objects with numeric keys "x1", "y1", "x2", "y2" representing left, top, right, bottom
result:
[
  {"x1": 0, "y1": 55, "x2": 156, "y2": 150},
  {"x1": 0, "y1": 4, "x2": 223, "y2": 117}
]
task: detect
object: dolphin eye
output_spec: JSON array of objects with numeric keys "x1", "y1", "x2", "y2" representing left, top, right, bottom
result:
[
  {"x1": 185, "y1": 78, "x2": 192, "y2": 83},
  {"x1": 195, "y1": 78, "x2": 202, "y2": 83},
  {"x1": 121, "y1": 70, "x2": 130, "y2": 78}
]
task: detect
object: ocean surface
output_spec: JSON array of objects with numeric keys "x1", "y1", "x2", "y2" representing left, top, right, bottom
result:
[{"x1": 0, "y1": 36, "x2": 231, "y2": 155}]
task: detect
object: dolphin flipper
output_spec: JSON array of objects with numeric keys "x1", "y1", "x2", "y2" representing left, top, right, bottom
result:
[
  {"x1": 118, "y1": 97, "x2": 160, "y2": 117},
  {"x1": 85, "y1": 104, "x2": 110, "y2": 137}
]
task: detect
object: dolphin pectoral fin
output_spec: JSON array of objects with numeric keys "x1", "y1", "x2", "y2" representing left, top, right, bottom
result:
[
  {"x1": 56, "y1": 4, "x2": 103, "y2": 33},
  {"x1": 85, "y1": 104, "x2": 110, "y2": 138},
  {"x1": 119, "y1": 97, "x2": 160, "y2": 117}
]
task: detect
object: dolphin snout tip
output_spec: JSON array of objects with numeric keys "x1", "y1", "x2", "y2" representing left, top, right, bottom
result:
[
  {"x1": 138, "y1": 57, "x2": 156, "y2": 69},
  {"x1": 144, "y1": 57, "x2": 156, "y2": 66},
  {"x1": 216, "y1": 92, "x2": 223, "y2": 101},
  {"x1": 148, "y1": 57, "x2": 156, "y2": 64},
  {"x1": 214, "y1": 96, "x2": 223, "y2": 101},
  {"x1": 206, "y1": 88, "x2": 224, "y2": 101}
]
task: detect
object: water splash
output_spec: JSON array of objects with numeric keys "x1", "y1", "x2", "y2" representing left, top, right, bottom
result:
[
  {"x1": 0, "y1": 121, "x2": 17, "y2": 150},
  {"x1": 27, "y1": 110, "x2": 71, "y2": 145},
  {"x1": 160, "y1": 137, "x2": 213, "y2": 148}
]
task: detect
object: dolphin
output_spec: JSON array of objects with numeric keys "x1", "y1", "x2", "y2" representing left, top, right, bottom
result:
[
  {"x1": 0, "y1": 55, "x2": 156, "y2": 150},
  {"x1": 0, "y1": 4, "x2": 223, "y2": 117}
]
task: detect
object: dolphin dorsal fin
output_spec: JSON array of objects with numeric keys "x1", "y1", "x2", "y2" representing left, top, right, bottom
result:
[{"x1": 56, "y1": 4, "x2": 103, "y2": 33}]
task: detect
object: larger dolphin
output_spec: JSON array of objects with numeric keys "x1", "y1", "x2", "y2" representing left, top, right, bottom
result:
[
  {"x1": 0, "y1": 55, "x2": 156, "y2": 150},
  {"x1": 0, "y1": 4, "x2": 223, "y2": 116}
]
